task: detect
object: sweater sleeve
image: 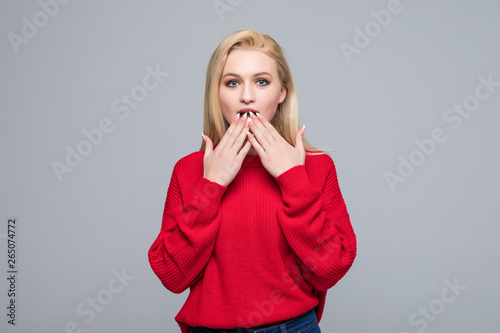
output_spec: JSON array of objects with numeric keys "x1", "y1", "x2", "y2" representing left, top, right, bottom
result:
[
  {"x1": 275, "y1": 156, "x2": 356, "y2": 291},
  {"x1": 148, "y1": 162, "x2": 227, "y2": 294}
]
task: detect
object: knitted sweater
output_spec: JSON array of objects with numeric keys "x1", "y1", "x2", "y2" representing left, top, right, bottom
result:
[{"x1": 148, "y1": 151, "x2": 356, "y2": 332}]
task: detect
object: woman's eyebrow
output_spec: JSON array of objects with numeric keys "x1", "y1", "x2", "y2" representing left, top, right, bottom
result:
[{"x1": 222, "y1": 72, "x2": 273, "y2": 78}]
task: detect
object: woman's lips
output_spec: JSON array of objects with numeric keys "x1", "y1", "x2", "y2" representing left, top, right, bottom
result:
[{"x1": 239, "y1": 108, "x2": 257, "y2": 113}]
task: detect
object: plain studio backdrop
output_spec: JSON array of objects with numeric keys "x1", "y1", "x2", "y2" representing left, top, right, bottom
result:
[{"x1": 1, "y1": 0, "x2": 499, "y2": 332}]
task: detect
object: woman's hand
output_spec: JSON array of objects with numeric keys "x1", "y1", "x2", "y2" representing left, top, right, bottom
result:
[
  {"x1": 246, "y1": 112, "x2": 306, "y2": 178},
  {"x1": 202, "y1": 114, "x2": 252, "y2": 186}
]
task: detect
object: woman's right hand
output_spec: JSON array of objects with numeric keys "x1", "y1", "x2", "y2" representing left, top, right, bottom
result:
[{"x1": 202, "y1": 113, "x2": 252, "y2": 186}]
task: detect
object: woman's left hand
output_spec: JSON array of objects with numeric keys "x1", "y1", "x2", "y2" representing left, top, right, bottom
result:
[{"x1": 246, "y1": 112, "x2": 306, "y2": 178}]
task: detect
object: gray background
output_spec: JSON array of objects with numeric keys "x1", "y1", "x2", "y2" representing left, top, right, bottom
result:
[{"x1": 1, "y1": 0, "x2": 499, "y2": 332}]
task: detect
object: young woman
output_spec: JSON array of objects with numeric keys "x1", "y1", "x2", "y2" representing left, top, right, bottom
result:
[{"x1": 148, "y1": 29, "x2": 356, "y2": 333}]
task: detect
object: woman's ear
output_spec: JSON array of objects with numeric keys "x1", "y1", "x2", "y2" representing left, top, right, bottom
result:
[{"x1": 279, "y1": 86, "x2": 287, "y2": 104}]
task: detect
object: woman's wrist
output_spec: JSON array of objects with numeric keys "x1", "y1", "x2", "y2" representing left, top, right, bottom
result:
[{"x1": 203, "y1": 173, "x2": 228, "y2": 187}]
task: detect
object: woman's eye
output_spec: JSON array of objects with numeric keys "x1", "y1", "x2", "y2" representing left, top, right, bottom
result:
[
  {"x1": 225, "y1": 80, "x2": 239, "y2": 87},
  {"x1": 256, "y1": 79, "x2": 270, "y2": 86}
]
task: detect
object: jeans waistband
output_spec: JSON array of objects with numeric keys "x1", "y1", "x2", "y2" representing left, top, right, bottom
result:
[{"x1": 191, "y1": 307, "x2": 317, "y2": 333}]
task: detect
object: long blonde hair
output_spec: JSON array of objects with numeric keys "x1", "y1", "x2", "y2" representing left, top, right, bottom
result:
[{"x1": 199, "y1": 29, "x2": 330, "y2": 154}]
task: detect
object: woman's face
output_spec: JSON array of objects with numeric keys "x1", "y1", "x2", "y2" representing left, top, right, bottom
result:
[{"x1": 219, "y1": 49, "x2": 287, "y2": 124}]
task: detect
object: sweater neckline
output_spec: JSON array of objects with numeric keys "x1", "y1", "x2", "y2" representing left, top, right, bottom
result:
[{"x1": 242, "y1": 153, "x2": 263, "y2": 167}]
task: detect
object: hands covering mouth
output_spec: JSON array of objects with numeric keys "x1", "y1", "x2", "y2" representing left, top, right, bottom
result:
[{"x1": 202, "y1": 110, "x2": 306, "y2": 185}]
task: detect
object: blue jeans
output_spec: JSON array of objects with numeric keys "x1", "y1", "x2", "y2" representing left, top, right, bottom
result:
[{"x1": 189, "y1": 308, "x2": 321, "y2": 333}]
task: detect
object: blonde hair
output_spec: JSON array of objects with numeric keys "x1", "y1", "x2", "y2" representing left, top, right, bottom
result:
[{"x1": 199, "y1": 29, "x2": 331, "y2": 155}]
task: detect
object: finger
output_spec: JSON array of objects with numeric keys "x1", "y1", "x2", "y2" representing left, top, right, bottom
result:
[
  {"x1": 247, "y1": 113, "x2": 273, "y2": 145},
  {"x1": 237, "y1": 140, "x2": 252, "y2": 160},
  {"x1": 295, "y1": 125, "x2": 305, "y2": 153},
  {"x1": 247, "y1": 131, "x2": 267, "y2": 157},
  {"x1": 253, "y1": 112, "x2": 280, "y2": 140},
  {"x1": 248, "y1": 116, "x2": 272, "y2": 150},
  {"x1": 218, "y1": 113, "x2": 243, "y2": 150},
  {"x1": 231, "y1": 121, "x2": 250, "y2": 152},
  {"x1": 202, "y1": 133, "x2": 213, "y2": 156},
  {"x1": 225, "y1": 113, "x2": 247, "y2": 148}
]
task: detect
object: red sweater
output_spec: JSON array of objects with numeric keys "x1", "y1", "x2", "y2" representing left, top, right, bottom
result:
[{"x1": 148, "y1": 151, "x2": 356, "y2": 332}]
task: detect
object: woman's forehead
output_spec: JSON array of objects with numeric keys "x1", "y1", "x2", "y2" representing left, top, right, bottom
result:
[{"x1": 222, "y1": 49, "x2": 277, "y2": 75}]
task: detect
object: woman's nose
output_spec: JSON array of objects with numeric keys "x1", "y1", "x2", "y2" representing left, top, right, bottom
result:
[{"x1": 240, "y1": 84, "x2": 255, "y2": 104}]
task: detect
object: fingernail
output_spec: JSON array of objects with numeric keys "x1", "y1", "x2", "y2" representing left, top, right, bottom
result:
[
  {"x1": 247, "y1": 116, "x2": 252, "y2": 123},
  {"x1": 247, "y1": 130, "x2": 251, "y2": 135},
  {"x1": 237, "y1": 113, "x2": 240, "y2": 118},
  {"x1": 256, "y1": 112, "x2": 262, "y2": 118},
  {"x1": 201, "y1": 132, "x2": 205, "y2": 140},
  {"x1": 302, "y1": 124, "x2": 305, "y2": 130}
]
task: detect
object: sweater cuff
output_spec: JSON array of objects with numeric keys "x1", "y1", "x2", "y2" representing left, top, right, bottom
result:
[
  {"x1": 196, "y1": 177, "x2": 227, "y2": 208},
  {"x1": 275, "y1": 165, "x2": 311, "y2": 197}
]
